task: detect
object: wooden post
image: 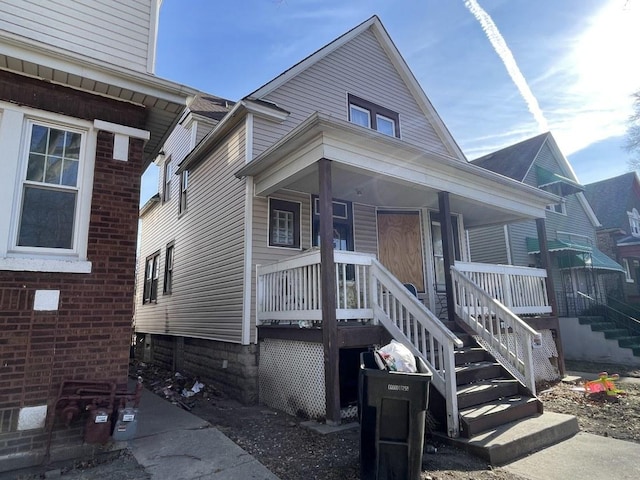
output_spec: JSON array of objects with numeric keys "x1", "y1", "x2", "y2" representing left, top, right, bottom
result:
[
  {"x1": 438, "y1": 192, "x2": 456, "y2": 324},
  {"x1": 319, "y1": 158, "x2": 340, "y2": 425},
  {"x1": 536, "y1": 218, "x2": 566, "y2": 376}
]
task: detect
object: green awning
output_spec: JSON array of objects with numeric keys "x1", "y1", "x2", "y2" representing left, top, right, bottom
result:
[
  {"x1": 536, "y1": 166, "x2": 584, "y2": 196},
  {"x1": 557, "y1": 247, "x2": 625, "y2": 273},
  {"x1": 526, "y1": 237, "x2": 592, "y2": 254}
]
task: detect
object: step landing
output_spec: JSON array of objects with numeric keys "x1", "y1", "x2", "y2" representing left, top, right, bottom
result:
[{"x1": 435, "y1": 411, "x2": 579, "y2": 465}]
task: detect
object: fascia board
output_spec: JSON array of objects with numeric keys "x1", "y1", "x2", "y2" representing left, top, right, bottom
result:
[{"x1": 0, "y1": 33, "x2": 197, "y2": 105}]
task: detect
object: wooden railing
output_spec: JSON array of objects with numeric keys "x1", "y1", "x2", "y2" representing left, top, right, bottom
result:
[
  {"x1": 370, "y1": 259, "x2": 463, "y2": 437},
  {"x1": 455, "y1": 262, "x2": 551, "y2": 315},
  {"x1": 452, "y1": 266, "x2": 541, "y2": 394},
  {"x1": 256, "y1": 250, "x2": 463, "y2": 437}
]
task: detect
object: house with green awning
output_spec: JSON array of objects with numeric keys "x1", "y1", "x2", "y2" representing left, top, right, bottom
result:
[{"x1": 467, "y1": 132, "x2": 625, "y2": 317}]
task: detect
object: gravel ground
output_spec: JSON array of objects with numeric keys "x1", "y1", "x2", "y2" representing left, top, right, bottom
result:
[{"x1": 8, "y1": 359, "x2": 639, "y2": 480}]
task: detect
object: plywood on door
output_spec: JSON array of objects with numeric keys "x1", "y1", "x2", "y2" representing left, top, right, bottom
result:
[{"x1": 377, "y1": 212, "x2": 425, "y2": 291}]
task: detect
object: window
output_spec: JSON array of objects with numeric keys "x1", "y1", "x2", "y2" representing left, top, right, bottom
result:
[
  {"x1": 16, "y1": 121, "x2": 86, "y2": 250},
  {"x1": 179, "y1": 170, "x2": 188, "y2": 215},
  {"x1": 628, "y1": 208, "x2": 640, "y2": 236},
  {"x1": 143, "y1": 252, "x2": 160, "y2": 304},
  {"x1": 348, "y1": 94, "x2": 400, "y2": 138},
  {"x1": 623, "y1": 258, "x2": 634, "y2": 283},
  {"x1": 546, "y1": 199, "x2": 566, "y2": 215},
  {"x1": 163, "y1": 157, "x2": 172, "y2": 202},
  {"x1": 311, "y1": 196, "x2": 353, "y2": 250},
  {"x1": 163, "y1": 243, "x2": 174, "y2": 294},
  {"x1": 269, "y1": 198, "x2": 300, "y2": 248}
]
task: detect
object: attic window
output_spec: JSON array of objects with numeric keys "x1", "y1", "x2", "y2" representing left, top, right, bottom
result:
[{"x1": 348, "y1": 94, "x2": 399, "y2": 138}]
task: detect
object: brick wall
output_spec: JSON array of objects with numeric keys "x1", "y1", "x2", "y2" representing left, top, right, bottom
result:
[{"x1": 0, "y1": 78, "x2": 145, "y2": 470}]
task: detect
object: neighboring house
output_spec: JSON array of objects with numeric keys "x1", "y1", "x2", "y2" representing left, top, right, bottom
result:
[
  {"x1": 135, "y1": 16, "x2": 570, "y2": 446},
  {"x1": 0, "y1": 1, "x2": 194, "y2": 471},
  {"x1": 468, "y1": 132, "x2": 625, "y2": 317},
  {"x1": 584, "y1": 172, "x2": 640, "y2": 305}
]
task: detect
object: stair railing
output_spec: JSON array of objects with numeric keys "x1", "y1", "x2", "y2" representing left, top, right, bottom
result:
[
  {"x1": 451, "y1": 266, "x2": 541, "y2": 394},
  {"x1": 578, "y1": 292, "x2": 640, "y2": 336},
  {"x1": 370, "y1": 258, "x2": 463, "y2": 437}
]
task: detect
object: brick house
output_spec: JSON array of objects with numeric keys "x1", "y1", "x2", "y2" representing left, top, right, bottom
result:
[{"x1": 0, "y1": 1, "x2": 195, "y2": 471}]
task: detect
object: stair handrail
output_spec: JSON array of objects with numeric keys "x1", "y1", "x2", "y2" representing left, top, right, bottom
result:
[
  {"x1": 369, "y1": 258, "x2": 463, "y2": 437},
  {"x1": 451, "y1": 265, "x2": 540, "y2": 394},
  {"x1": 577, "y1": 292, "x2": 640, "y2": 336}
]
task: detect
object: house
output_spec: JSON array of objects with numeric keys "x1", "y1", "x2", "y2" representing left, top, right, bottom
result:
[
  {"x1": 469, "y1": 132, "x2": 625, "y2": 318},
  {"x1": 584, "y1": 172, "x2": 640, "y2": 305},
  {"x1": 0, "y1": 0, "x2": 195, "y2": 471},
  {"x1": 135, "y1": 16, "x2": 578, "y2": 457}
]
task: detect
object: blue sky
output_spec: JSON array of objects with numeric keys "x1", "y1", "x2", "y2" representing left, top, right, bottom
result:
[{"x1": 143, "y1": 0, "x2": 639, "y2": 203}]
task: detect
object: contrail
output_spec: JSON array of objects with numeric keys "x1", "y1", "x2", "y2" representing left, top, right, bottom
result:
[{"x1": 463, "y1": 0, "x2": 549, "y2": 131}]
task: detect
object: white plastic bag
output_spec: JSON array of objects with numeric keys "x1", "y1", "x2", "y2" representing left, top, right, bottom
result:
[{"x1": 378, "y1": 340, "x2": 417, "y2": 373}]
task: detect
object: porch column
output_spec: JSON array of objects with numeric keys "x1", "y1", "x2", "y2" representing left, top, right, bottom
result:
[
  {"x1": 536, "y1": 218, "x2": 566, "y2": 375},
  {"x1": 438, "y1": 191, "x2": 456, "y2": 324},
  {"x1": 318, "y1": 158, "x2": 340, "y2": 425}
]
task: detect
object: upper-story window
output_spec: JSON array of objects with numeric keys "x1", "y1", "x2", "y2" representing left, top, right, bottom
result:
[
  {"x1": 546, "y1": 199, "x2": 566, "y2": 215},
  {"x1": 179, "y1": 170, "x2": 188, "y2": 215},
  {"x1": 348, "y1": 94, "x2": 400, "y2": 138},
  {"x1": 628, "y1": 208, "x2": 640, "y2": 237},
  {"x1": 163, "y1": 156, "x2": 173, "y2": 203}
]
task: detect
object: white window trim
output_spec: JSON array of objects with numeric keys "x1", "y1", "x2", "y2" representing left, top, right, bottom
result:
[
  {"x1": 623, "y1": 258, "x2": 634, "y2": 283},
  {"x1": 628, "y1": 208, "x2": 640, "y2": 237},
  {"x1": 349, "y1": 104, "x2": 371, "y2": 128},
  {"x1": 0, "y1": 101, "x2": 96, "y2": 273}
]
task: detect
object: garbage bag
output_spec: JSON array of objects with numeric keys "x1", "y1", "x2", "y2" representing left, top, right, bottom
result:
[{"x1": 377, "y1": 340, "x2": 417, "y2": 373}]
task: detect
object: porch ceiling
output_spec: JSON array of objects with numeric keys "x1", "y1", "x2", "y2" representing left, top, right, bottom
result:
[{"x1": 236, "y1": 113, "x2": 559, "y2": 228}]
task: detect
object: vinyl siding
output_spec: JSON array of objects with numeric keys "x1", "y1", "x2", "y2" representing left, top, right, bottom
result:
[
  {"x1": 252, "y1": 28, "x2": 449, "y2": 159},
  {"x1": 353, "y1": 203, "x2": 378, "y2": 256},
  {"x1": 467, "y1": 225, "x2": 508, "y2": 264},
  {"x1": 0, "y1": 0, "x2": 155, "y2": 73},
  {"x1": 136, "y1": 124, "x2": 247, "y2": 343},
  {"x1": 250, "y1": 190, "x2": 312, "y2": 328}
]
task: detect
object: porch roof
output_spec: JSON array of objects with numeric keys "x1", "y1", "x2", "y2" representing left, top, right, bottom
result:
[{"x1": 235, "y1": 113, "x2": 559, "y2": 228}]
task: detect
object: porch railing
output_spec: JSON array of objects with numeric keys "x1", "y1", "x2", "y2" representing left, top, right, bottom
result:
[
  {"x1": 455, "y1": 262, "x2": 551, "y2": 316},
  {"x1": 452, "y1": 265, "x2": 541, "y2": 394},
  {"x1": 256, "y1": 250, "x2": 463, "y2": 437}
]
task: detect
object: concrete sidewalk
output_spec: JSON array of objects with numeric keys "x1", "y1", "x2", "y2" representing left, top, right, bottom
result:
[{"x1": 127, "y1": 388, "x2": 279, "y2": 480}]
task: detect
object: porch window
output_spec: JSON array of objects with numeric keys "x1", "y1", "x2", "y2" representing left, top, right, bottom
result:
[
  {"x1": 430, "y1": 213, "x2": 461, "y2": 291},
  {"x1": 348, "y1": 94, "x2": 400, "y2": 138},
  {"x1": 269, "y1": 198, "x2": 300, "y2": 248},
  {"x1": 311, "y1": 196, "x2": 353, "y2": 251},
  {"x1": 164, "y1": 243, "x2": 174, "y2": 294},
  {"x1": 143, "y1": 251, "x2": 160, "y2": 304}
]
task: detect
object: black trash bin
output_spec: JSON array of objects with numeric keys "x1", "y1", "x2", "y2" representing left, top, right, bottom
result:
[{"x1": 358, "y1": 351, "x2": 432, "y2": 480}]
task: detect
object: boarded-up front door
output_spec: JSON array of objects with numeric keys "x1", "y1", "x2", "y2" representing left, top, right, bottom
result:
[{"x1": 377, "y1": 211, "x2": 425, "y2": 292}]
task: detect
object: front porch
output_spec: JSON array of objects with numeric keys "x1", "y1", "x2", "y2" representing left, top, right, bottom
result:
[{"x1": 256, "y1": 249, "x2": 559, "y2": 437}]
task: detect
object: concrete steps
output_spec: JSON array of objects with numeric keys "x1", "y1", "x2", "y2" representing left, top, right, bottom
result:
[
  {"x1": 578, "y1": 316, "x2": 640, "y2": 358},
  {"x1": 437, "y1": 412, "x2": 579, "y2": 465}
]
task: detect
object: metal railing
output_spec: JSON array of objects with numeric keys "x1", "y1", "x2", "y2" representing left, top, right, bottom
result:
[
  {"x1": 452, "y1": 266, "x2": 540, "y2": 394},
  {"x1": 576, "y1": 292, "x2": 640, "y2": 337}
]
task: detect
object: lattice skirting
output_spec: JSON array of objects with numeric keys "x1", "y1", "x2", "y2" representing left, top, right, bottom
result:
[
  {"x1": 259, "y1": 339, "x2": 326, "y2": 419},
  {"x1": 474, "y1": 329, "x2": 560, "y2": 384}
]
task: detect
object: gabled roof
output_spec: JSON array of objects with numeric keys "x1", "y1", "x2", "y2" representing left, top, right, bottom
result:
[
  {"x1": 188, "y1": 94, "x2": 234, "y2": 122},
  {"x1": 247, "y1": 15, "x2": 465, "y2": 160},
  {"x1": 470, "y1": 133, "x2": 548, "y2": 182},
  {"x1": 584, "y1": 172, "x2": 640, "y2": 230},
  {"x1": 471, "y1": 132, "x2": 600, "y2": 227}
]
